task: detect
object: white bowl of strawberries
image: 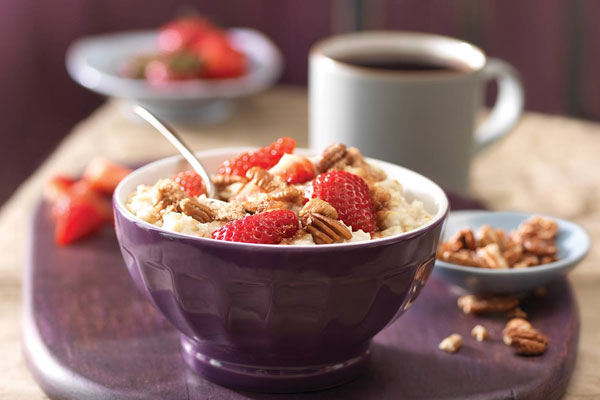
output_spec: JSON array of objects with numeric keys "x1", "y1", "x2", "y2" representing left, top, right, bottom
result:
[{"x1": 66, "y1": 16, "x2": 283, "y2": 122}]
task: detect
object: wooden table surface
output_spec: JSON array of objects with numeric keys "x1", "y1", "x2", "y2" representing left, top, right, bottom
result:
[{"x1": 1, "y1": 86, "x2": 598, "y2": 399}]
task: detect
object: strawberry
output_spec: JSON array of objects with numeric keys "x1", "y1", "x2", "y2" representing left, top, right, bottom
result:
[
  {"x1": 212, "y1": 209, "x2": 299, "y2": 244},
  {"x1": 305, "y1": 171, "x2": 376, "y2": 233},
  {"x1": 53, "y1": 181, "x2": 113, "y2": 246},
  {"x1": 217, "y1": 137, "x2": 296, "y2": 177},
  {"x1": 192, "y1": 31, "x2": 246, "y2": 78},
  {"x1": 269, "y1": 153, "x2": 315, "y2": 184},
  {"x1": 172, "y1": 170, "x2": 206, "y2": 197},
  {"x1": 43, "y1": 175, "x2": 76, "y2": 203},
  {"x1": 157, "y1": 16, "x2": 215, "y2": 53},
  {"x1": 82, "y1": 158, "x2": 132, "y2": 195}
]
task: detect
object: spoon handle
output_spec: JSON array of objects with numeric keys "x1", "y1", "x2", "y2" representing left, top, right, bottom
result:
[{"x1": 133, "y1": 105, "x2": 215, "y2": 198}]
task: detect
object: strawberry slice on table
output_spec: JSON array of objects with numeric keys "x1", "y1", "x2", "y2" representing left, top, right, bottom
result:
[
  {"x1": 52, "y1": 181, "x2": 113, "y2": 246},
  {"x1": 82, "y1": 158, "x2": 132, "y2": 195},
  {"x1": 217, "y1": 137, "x2": 296, "y2": 177},
  {"x1": 269, "y1": 153, "x2": 315, "y2": 184},
  {"x1": 172, "y1": 170, "x2": 206, "y2": 197},
  {"x1": 157, "y1": 16, "x2": 216, "y2": 53},
  {"x1": 305, "y1": 170, "x2": 376, "y2": 233},
  {"x1": 212, "y1": 209, "x2": 299, "y2": 244},
  {"x1": 192, "y1": 31, "x2": 246, "y2": 78}
]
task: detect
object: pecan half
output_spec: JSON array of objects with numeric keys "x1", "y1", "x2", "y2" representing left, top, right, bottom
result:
[
  {"x1": 268, "y1": 186, "x2": 303, "y2": 204},
  {"x1": 476, "y1": 243, "x2": 509, "y2": 269},
  {"x1": 438, "y1": 249, "x2": 479, "y2": 268},
  {"x1": 518, "y1": 216, "x2": 558, "y2": 240},
  {"x1": 503, "y1": 318, "x2": 548, "y2": 356},
  {"x1": 522, "y1": 238, "x2": 557, "y2": 256},
  {"x1": 246, "y1": 167, "x2": 281, "y2": 192},
  {"x1": 180, "y1": 198, "x2": 214, "y2": 223},
  {"x1": 302, "y1": 213, "x2": 352, "y2": 244},
  {"x1": 315, "y1": 143, "x2": 347, "y2": 172},
  {"x1": 299, "y1": 198, "x2": 338, "y2": 219},
  {"x1": 151, "y1": 179, "x2": 187, "y2": 212},
  {"x1": 478, "y1": 225, "x2": 506, "y2": 250},
  {"x1": 448, "y1": 228, "x2": 477, "y2": 251},
  {"x1": 457, "y1": 294, "x2": 519, "y2": 315}
]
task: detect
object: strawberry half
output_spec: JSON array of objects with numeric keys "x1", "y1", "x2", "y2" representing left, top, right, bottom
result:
[
  {"x1": 157, "y1": 16, "x2": 215, "y2": 53},
  {"x1": 52, "y1": 181, "x2": 113, "y2": 246},
  {"x1": 212, "y1": 209, "x2": 299, "y2": 244},
  {"x1": 43, "y1": 175, "x2": 77, "y2": 203},
  {"x1": 172, "y1": 170, "x2": 206, "y2": 197},
  {"x1": 305, "y1": 170, "x2": 376, "y2": 233},
  {"x1": 269, "y1": 153, "x2": 315, "y2": 184},
  {"x1": 217, "y1": 137, "x2": 296, "y2": 177},
  {"x1": 82, "y1": 158, "x2": 132, "y2": 195},
  {"x1": 192, "y1": 31, "x2": 246, "y2": 78}
]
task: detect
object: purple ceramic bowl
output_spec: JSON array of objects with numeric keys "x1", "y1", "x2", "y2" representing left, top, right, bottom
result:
[{"x1": 113, "y1": 148, "x2": 449, "y2": 393}]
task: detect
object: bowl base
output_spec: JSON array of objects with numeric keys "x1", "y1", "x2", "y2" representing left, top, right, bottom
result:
[{"x1": 180, "y1": 335, "x2": 371, "y2": 393}]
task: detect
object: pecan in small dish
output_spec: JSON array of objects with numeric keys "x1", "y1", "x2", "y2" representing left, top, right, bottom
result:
[{"x1": 437, "y1": 216, "x2": 560, "y2": 268}]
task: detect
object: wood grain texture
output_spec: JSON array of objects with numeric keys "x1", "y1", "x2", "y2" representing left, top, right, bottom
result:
[{"x1": 24, "y1": 199, "x2": 578, "y2": 400}]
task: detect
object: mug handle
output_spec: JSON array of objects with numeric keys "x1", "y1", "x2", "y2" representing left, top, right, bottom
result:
[{"x1": 474, "y1": 58, "x2": 524, "y2": 152}]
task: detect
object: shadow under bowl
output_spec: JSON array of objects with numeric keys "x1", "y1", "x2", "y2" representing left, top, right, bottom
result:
[
  {"x1": 434, "y1": 210, "x2": 590, "y2": 294},
  {"x1": 112, "y1": 148, "x2": 448, "y2": 393}
]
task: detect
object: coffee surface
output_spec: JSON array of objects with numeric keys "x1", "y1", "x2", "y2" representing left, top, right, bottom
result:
[{"x1": 336, "y1": 55, "x2": 468, "y2": 72}]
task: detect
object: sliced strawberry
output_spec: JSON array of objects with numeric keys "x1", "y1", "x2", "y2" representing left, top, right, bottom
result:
[
  {"x1": 53, "y1": 182, "x2": 112, "y2": 245},
  {"x1": 212, "y1": 209, "x2": 299, "y2": 244},
  {"x1": 82, "y1": 158, "x2": 132, "y2": 195},
  {"x1": 305, "y1": 170, "x2": 376, "y2": 233},
  {"x1": 172, "y1": 170, "x2": 206, "y2": 197},
  {"x1": 217, "y1": 137, "x2": 296, "y2": 177},
  {"x1": 43, "y1": 175, "x2": 76, "y2": 203},
  {"x1": 269, "y1": 153, "x2": 315, "y2": 184},
  {"x1": 192, "y1": 31, "x2": 246, "y2": 78},
  {"x1": 157, "y1": 16, "x2": 215, "y2": 53}
]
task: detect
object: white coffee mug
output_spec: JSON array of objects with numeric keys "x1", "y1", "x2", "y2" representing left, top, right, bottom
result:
[{"x1": 309, "y1": 31, "x2": 523, "y2": 195}]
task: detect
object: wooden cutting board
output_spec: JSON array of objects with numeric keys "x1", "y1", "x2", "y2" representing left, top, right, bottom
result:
[{"x1": 23, "y1": 199, "x2": 579, "y2": 400}]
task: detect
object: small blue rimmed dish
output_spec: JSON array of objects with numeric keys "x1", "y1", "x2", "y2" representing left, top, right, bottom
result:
[{"x1": 434, "y1": 210, "x2": 590, "y2": 294}]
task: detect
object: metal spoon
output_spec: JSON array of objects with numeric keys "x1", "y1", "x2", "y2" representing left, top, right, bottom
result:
[{"x1": 133, "y1": 105, "x2": 216, "y2": 198}]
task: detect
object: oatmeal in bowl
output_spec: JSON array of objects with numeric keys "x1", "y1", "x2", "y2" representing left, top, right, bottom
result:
[
  {"x1": 125, "y1": 138, "x2": 433, "y2": 245},
  {"x1": 112, "y1": 141, "x2": 447, "y2": 392}
]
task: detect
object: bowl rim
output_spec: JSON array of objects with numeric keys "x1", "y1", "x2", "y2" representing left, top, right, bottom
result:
[
  {"x1": 65, "y1": 28, "x2": 283, "y2": 100},
  {"x1": 113, "y1": 147, "x2": 449, "y2": 251},
  {"x1": 435, "y1": 210, "x2": 590, "y2": 275}
]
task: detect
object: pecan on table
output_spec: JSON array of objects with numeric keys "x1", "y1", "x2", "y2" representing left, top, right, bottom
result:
[
  {"x1": 503, "y1": 318, "x2": 549, "y2": 356},
  {"x1": 457, "y1": 294, "x2": 519, "y2": 315}
]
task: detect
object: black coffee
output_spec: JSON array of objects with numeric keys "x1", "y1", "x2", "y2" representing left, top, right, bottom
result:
[{"x1": 336, "y1": 55, "x2": 467, "y2": 72}]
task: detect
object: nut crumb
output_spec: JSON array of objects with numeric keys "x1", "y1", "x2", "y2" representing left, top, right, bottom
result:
[
  {"x1": 471, "y1": 325, "x2": 488, "y2": 342},
  {"x1": 439, "y1": 334, "x2": 462, "y2": 353},
  {"x1": 534, "y1": 287, "x2": 547, "y2": 297}
]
